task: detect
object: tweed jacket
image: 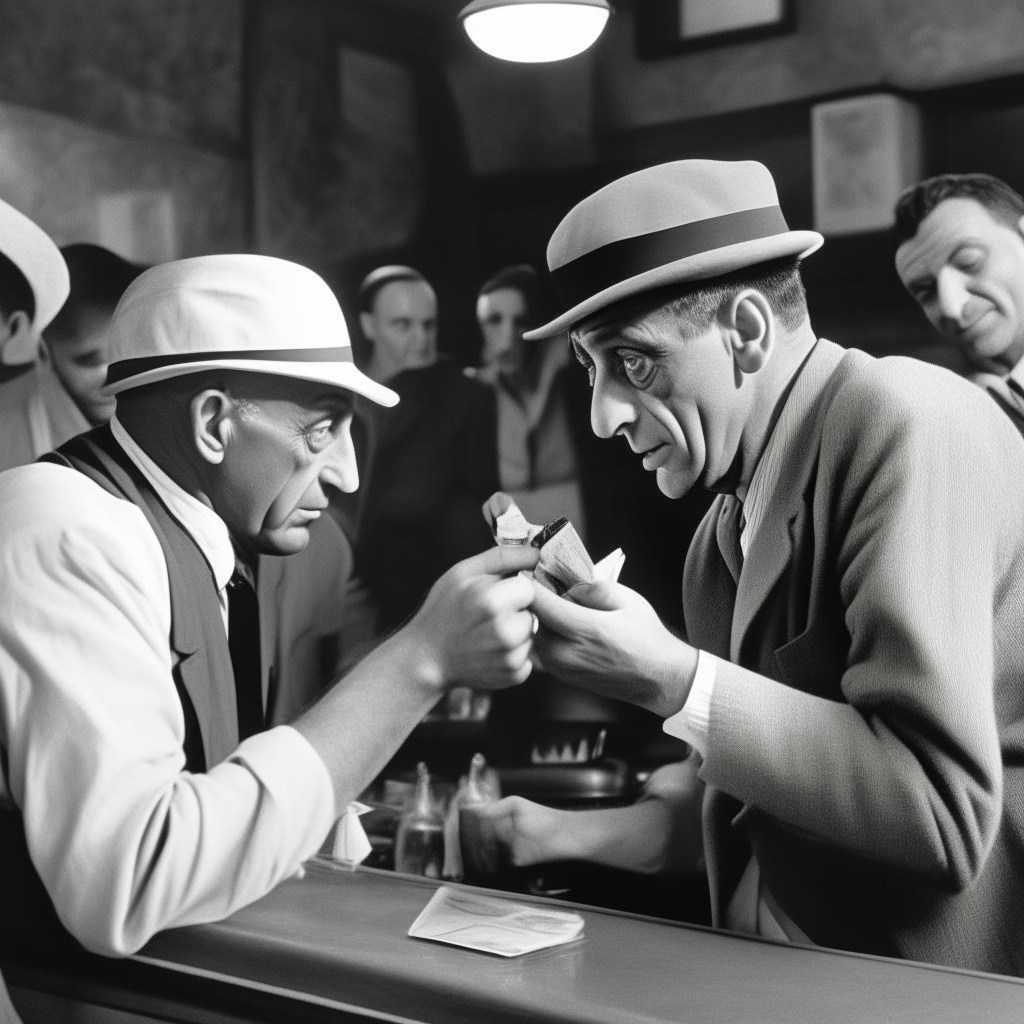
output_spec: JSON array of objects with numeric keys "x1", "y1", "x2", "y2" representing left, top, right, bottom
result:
[{"x1": 683, "y1": 339, "x2": 1024, "y2": 976}]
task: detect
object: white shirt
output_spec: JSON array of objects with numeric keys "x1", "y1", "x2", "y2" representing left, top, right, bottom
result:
[{"x1": 0, "y1": 429, "x2": 336, "y2": 956}]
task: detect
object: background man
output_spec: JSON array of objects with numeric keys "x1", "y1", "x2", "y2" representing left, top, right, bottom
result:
[
  {"x1": 349, "y1": 264, "x2": 498, "y2": 632},
  {"x1": 0, "y1": 254, "x2": 538, "y2": 966},
  {"x1": 894, "y1": 172, "x2": 1024, "y2": 435},
  {"x1": 515, "y1": 159, "x2": 1024, "y2": 975},
  {"x1": 0, "y1": 198, "x2": 70, "y2": 472}
]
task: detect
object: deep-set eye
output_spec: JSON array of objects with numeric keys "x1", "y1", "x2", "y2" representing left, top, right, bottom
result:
[
  {"x1": 952, "y1": 247, "x2": 985, "y2": 273},
  {"x1": 615, "y1": 348, "x2": 657, "y2": 389},
  {"x1": 305, "y1": 421, "x2": 335, "y2": 452}
]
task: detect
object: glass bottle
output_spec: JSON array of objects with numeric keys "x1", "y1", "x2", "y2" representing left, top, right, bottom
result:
[{"x1": 394, "y1": 762, "x2": 445, "y2": 878}]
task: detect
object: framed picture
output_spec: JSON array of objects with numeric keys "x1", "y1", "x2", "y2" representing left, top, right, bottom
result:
[
  {"x1": 636, "y1": 0, "x2": 796, "y2": 58},
  {"x1": 811, "y1": 93, "x2": 923, "y2": 236}
]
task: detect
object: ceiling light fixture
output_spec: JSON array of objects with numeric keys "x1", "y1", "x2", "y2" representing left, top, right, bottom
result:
[{"x1": 459, "y1": 0, "x2": 612, "y2": 63}]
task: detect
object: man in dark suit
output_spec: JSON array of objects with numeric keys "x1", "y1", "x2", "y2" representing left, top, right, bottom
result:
[
  {"x1": 895, "y1": 172, "x2": 1024, "y2": 436},
  {"x1": 524, "y1": 159, "x2": 1024, "y2": 975},
  {"x1": 352, "y1": 265, "x2": 498, "y2": 631}
]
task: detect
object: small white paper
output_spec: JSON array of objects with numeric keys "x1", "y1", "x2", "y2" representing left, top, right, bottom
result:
[
  {"x1": 408, "y1": 886, "x2": 584, "y2": 957},
  {"x1": 592, "y1": 548, "x2": 625, "y2": 584},
  {"x1": 332, "y1": 801, "x2": 373, "y2": 865}
]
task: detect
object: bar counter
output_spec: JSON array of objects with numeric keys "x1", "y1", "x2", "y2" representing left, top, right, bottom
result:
[{"x1": 6, "y1": 858, "x2": 1024, "y2": 1023}]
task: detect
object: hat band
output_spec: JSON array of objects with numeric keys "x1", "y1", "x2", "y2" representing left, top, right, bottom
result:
[
  {"x1": 550, "y1": 205, "x2": 790, "y2": 310},
  {"x1": 105, "y1": 345, "x2": 354, "y2": 387}
]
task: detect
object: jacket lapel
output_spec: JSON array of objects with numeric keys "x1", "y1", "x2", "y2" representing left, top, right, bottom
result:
[{"x1": 730, "y1": 340, "x2": 847, "y2": 660}]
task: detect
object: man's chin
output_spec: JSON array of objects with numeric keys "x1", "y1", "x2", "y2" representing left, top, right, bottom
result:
[
  {"x1": 257, "y1": 526, "x2": 312, "y2": 557},
  {"x1": 655, "y1": 466, "x2": 696, "y2": 500}
]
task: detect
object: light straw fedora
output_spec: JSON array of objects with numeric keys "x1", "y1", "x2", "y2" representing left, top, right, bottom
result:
[
  {"x1": 101, "y1": 254, "x2": 398, "y2": 407},
  {"x1": 0, "y1": 197, "x2": 69, "y2": 364},
  {"x1": 525, "y1": 159, "x2": 823, "y2": 339}
]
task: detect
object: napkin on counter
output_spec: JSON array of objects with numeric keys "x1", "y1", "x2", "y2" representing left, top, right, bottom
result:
[
  {"x1": 408, "y1": 886, "x2": 584, "y2": 957},
  {"x1": 332, "y1": 801, "x2": 373, "y2": 865}
]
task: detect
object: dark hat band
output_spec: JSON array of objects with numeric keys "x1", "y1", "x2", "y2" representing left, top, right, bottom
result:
[
  {"x1": 550, "y1": 205, "x2": 790, "y2": 310},
  {"x1": 105, "y1": 346, "x2": 353, "y2": 387}
]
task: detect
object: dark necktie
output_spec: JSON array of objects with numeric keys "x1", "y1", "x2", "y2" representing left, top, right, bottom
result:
[
  {"x1": 717, "y1": 494, "x2": 745, "y2": 585},
  {"x1": 227, "y1": 570, "x2": 264, "y2": 741},
  {"x1": 986, "y1": 376, "x2": 1024, "y2": 435}
]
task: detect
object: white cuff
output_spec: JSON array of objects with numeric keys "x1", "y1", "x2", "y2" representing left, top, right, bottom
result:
[{"x1": 662, "y1": 649, "x2": 718, "y2": 756}]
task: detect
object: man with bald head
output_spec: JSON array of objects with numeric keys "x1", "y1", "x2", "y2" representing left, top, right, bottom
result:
[
  {"x1": 351, "y1": 265, "x2": 498, "y2": 631},
  {"x1": 894, "y1": 172, "x2": 1024, "y2": 435},
  {"x1": 0, "y1": 255, "x2": 537, "y2": 968}
]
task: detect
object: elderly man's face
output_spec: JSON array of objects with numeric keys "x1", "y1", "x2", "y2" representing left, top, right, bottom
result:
[
  {"x1": 46, "y1": 303, "x2": 117, "y2": 426},
  {"x1": 477, "y1": 286, "x2": 529, "y2": 377},
  {"x1": 573, "y1": 312, "x2": 744, "y2": 499},
  {"x1": 362, "y1": 280, "x2": 437, "y2": 374},
  {"x1": 896, "y1": 197, "x2": 1024, "y2": 374},
  {"x1": 211, "y1": 376, "x2": 359, "y2": 556}
]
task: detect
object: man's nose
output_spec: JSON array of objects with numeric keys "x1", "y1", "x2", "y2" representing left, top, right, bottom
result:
[
  {"x1": 321, "y1": 424, "x2": 360, "y2": 494},
  {"x1": 590, "y1": 375, "x2": 636, "y2": 441},
  {"x1": 936, "y1": 268, "x2": 970, "y2": 329}
]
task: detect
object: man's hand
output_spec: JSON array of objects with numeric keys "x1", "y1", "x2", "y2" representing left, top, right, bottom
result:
[
  {"x1": 460, "y1": 797, "x2": 568, "y2": 875},
  {"x1": 405, "y1": 544, "x2": 541, "y2": 691},
  {"x1": 531, "y1": 580, "x2": 698, "y2": 718}
]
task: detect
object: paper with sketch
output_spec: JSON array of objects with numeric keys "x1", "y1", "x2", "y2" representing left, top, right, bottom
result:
[{"x1": 408, "y1": 886, "x2": 584, "y2": 957}]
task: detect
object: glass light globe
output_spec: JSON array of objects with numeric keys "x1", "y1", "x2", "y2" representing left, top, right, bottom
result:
[{"x1": 460, "y1": 0, "x2": 611, "y2": 63}]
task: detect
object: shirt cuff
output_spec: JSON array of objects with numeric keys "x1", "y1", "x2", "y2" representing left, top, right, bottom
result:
[
  {"x1": 662, "y1": 649, "x2": 718, "y2": 756},
  {"x1": 230, "y1": 725, "x2": 338, "y2": 856}
]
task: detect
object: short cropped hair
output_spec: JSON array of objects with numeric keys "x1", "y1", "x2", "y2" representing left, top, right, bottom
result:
[
  {"x1": 894, "y1": 173, "x2": 1024, "y2": 244},
  {"x1": 570, "y1": 256, "x2": 808, "y2": 343},
  {"x1": 358, "y1": 265, "x2": 430, "y2": 315},
  {"x1": 0, "y1": 251, "x2": 35, "y2": 322}
]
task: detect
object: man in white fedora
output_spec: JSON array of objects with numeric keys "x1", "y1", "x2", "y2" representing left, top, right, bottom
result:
[
  {"x1": 520, "y1": 159, "x2": 1024, "y2": 974},
  {"x1": 0, "y1": 197, "x2": 74, "y2": 472},
  {"x1": 0, "y1": 254, "x2": 539, "y2": 967}
]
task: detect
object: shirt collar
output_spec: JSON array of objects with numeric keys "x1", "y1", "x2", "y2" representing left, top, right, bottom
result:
[
  {"x1": 1007, "y1": 352, "x2": 1024, "y2": 391},
  {"x1": 109, "y1": 414, "x2": 236, "y2": 593}
]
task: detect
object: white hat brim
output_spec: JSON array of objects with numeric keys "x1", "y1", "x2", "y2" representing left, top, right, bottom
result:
[
  {"x1": 100, "y1": 358, "x2": 399, "y2": 407},
  {"x1": 525, "y1": 230, "x2": 824, "y2": 340}
]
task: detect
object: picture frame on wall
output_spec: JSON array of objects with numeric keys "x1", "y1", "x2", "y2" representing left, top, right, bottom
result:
[{"x1": 636, "y1": 0, "x2": 796, "y2": 58}]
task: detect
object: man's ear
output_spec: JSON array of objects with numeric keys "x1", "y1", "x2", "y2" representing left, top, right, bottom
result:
[
  {"x1": 359, "y1": 311, "x2": 376, "y2": 345},
  {"x1": 725, "y1": 289, "x2": 775, "y2": 375},
  {"x1": 0, "y1": 309, "x2": 37, "y2": 367},
  {"x1": 190, "y1": 389, "x2": 232, "y2": 465}
]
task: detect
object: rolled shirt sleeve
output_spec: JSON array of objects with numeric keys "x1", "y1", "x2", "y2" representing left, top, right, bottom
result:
[{"x1": 0, "y1": 465, "x2": 336, "y2": 956}]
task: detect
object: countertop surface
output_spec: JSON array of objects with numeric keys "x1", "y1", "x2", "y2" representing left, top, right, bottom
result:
[{"x1": 136, "y1": 858, "x2": 1024, "y2": 1024}]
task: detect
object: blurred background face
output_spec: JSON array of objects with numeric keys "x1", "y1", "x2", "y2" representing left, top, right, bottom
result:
[
  {"x1": 361, "y1": 279, "x2": 437, "y2": 379},
  {"x1": 477, "y1": 286, "x2": 529, "y2": 378},
  {"x1": 45, "y1": 302, "x2": 117, "y2": 425},
  {"x1": 896, "y1": 198, "x2": 1024, "y2": 374}
]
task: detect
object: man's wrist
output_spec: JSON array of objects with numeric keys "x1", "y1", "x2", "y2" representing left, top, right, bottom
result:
[{"x1": 646, "y1": 637, "x2": 699, "y2": 719}]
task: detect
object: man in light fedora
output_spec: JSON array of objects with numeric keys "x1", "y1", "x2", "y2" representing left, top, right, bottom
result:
[
  {"x1": 0, "y1": 197, "x2": 72, "y2": 472},
  {"x1": 0, "y1": 254, "x2": 539, "y2": 965},
  {"x1": 520, "y1": 159, "x2": 1024, "y2": 974}
]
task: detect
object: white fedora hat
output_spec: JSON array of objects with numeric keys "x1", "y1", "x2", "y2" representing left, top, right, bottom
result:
[
  {"x1": 0, "y1": 197, "x2": 69, "y2": 364},
  {"x1": 101, "y1": 253, "x2": 398, "y2": 407},
  {"x1": 525, "y1": 159, "x2": 823, "y2": 339}
]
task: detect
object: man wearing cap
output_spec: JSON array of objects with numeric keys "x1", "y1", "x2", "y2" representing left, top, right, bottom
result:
[
  {"x1": 0, "y1": 198, "x2": 71, "y2": 472},
  {"x1": 0, "y1": 254, "x2": 539, "y2": 963},
  {"x1": 523, "y1": 159, "x2": 1024, "y2": 974},
  {"x1": 351, "y1": 264, "x2": 498, "y2": 632}
]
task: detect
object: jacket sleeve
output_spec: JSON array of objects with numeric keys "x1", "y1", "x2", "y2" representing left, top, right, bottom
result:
[
  {"x1": 700, "y1": 370, "x2": 1020, "y2": 891},
  {"x1": 0, "y1": 468, "x2": 336, "y2": 956}
]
